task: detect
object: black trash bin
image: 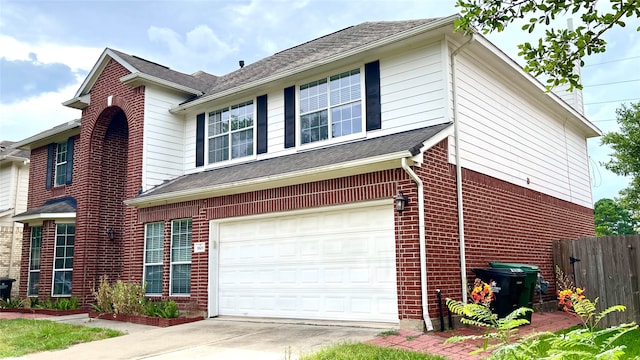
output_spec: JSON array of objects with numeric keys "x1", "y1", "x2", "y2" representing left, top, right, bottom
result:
[
  {"x1": 0, "y1": 277, "x2": 16, "y2": 301},
  {"x1": 472, "y1": 268, "x2": 525, "y2": 318},
  {"x1": 489, "y1": 262, "x2": 539, "y2": 322}
]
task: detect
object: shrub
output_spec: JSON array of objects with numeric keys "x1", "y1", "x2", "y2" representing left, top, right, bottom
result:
[
  {"x1": 143, "y1": 300, "x2": 179, "y2": 318},
  {"x1": 92, "y1": 277, "x2": 180, "y2": 318},
  {"x1": 0, "y1": 297, "x2": 23, "y2": 309}
]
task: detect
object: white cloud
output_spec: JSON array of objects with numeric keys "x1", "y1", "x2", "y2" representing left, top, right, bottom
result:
[
  {"x1": 147, "y1": 25, "x2": 238, "y2": 72},
  {"x1": 0, "y1": 34, "x2": 102, "y2": 72},
  {"x1": 0, "y1": 78, "x2": 82, "y2": 141}
]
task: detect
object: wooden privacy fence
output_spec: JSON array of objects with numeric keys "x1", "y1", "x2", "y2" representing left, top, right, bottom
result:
[{"x1": 553, "y1": 235, "x2": 640, "y2": 328}]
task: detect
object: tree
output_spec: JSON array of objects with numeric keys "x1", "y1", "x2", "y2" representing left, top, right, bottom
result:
[
  {"x1": 593, "y1": 198, "x2": 637, "y2": 235},
  {"x1": 455, "y1": 0, "x2": 640, "y2": 90},
  {"x1": 601, "y1": 101, "x2": 640, "y2": 222}
]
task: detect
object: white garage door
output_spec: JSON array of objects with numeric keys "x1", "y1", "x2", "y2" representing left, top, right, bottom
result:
[{"x1": 210, "y1": 201, "x2": 398, "y2": 323}]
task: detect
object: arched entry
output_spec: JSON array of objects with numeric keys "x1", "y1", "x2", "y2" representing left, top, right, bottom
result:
[{"x1": 89, "y1": 106, "x2": 130, "y2": 281}]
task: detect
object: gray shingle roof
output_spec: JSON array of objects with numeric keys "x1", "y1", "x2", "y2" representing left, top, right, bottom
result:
[
  {"x1": 0, "y1": 140, "x2": 29, "y2": 159},
  {"x1": 195, "y1": 19, "x2": 442, "y2": 100},
  {"x1": 108, "y1": 18, "x2": 444, "y2": 104},
  {"x1": 14, "y1": 197, "x2": 77, "y2": 218},
  {"x1": 109, "y1": 49, "x2": 212, "y2": 92},
  {"x1": 141, "y1": 123, "x2": 451, "y2": 198}
]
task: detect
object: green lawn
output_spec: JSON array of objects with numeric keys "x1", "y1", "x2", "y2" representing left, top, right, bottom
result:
[
  {"x1": 0, "y1": 318, "x2": 123, "y2": 358},
  {"x1": 299, "y1": 343, "x2": 446, "y2": 360},
  {"x1": 299, "y1": 326, "x2": 640, "y2": 360}
]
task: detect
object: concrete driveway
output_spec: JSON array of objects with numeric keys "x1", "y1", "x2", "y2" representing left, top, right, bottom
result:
[{"x1": 19, "y1": 316, "x2": 391, "y2": 360}]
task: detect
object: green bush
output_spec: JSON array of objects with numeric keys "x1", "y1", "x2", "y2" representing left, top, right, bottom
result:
[
  {"x1": 143, "y1": 300, "x2": 179, "y2": 318},
  {"x1": 0, "y1": 297, "x2": 23, "y2": 309},
  {"x1": 92, "y1": 277, "x2": 179, "y2": 318}
]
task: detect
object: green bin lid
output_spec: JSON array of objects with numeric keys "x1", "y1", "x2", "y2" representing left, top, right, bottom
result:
[{"x1": 488, "y1": 262, "x2": 539, "y2": 273}]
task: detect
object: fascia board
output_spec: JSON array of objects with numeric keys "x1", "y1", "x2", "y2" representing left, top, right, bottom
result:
[
  {"x1": 13, "y1": 212, "x2": 76, "y2": 223},
  {"x1": 65, "y1": 48, "x2": 138, "y2": 106},
  {"x1": 11, "y1": 120, "x2": 81, "y2": 150}
]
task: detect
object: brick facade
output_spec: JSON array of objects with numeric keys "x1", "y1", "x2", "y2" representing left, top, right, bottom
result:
[
  {"x1": 17, "y1": 58, "x2": 595, "y2": 328},
  {"x1": 0, "y1": 224, "x2": 22, "y2": 298}
]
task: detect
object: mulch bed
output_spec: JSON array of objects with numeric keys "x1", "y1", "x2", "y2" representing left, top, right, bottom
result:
[{"x1": 88, "y1": 310, "x2": 204, "y2": 327}]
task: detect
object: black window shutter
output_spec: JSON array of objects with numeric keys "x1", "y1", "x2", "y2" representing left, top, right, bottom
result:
[
  {"x1": 195, "y1": 113, "x2": 205, "y2": 167},
  {"x1": 65, "y1": 137, "x2": 74, "y2": 185},
  {"x1": 257, "y1": 94, "x2": 268, "y2": 154},
  {"x1": 284, "y1": 86, "x2": 296, "y2": 148},
  {"x1": 46, "y1": 143, "x2": 54, "y2": 189},
  {"x1": 365, "y1": 60, "x2": 381, "y2": 131}
]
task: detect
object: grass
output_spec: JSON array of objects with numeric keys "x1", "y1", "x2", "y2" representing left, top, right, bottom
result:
[
  {"x1": 0, "y1": 318, "x2": 123, "y2": 357},
  {"x1": 299, "y1": 343, "x2": 446, "y2": 360}
]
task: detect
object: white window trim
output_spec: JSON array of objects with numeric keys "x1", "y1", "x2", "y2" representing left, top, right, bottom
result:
[
  {"x1": 143, "y1": 222, "x2": 164, "y2": 296},
  {"x1": 27, "y1": 226, "x2": 42, "y2": 297},
  {"x1": 169, "y1": 218, "x2": 192, "y2": 296},
  {"x1": 54, "y1": 142, "x2": 68, "y2": 187},
  {"x1": 51, "y1": 223, "x2": 74, "y2": 297},
  {"x1": 205, "y1": 100, "x2": 257, "y2": 167},
  {"x1": 296, "y1": 66, "x2": 367, "y2": 149}
]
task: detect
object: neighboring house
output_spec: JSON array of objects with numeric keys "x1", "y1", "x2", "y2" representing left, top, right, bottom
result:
[
  {"x1": 13, "y1": 15, "x2": 600, "y2": 330},
  {"x1": 0, "y1": 141, "x2": 30, "y2": 298}
]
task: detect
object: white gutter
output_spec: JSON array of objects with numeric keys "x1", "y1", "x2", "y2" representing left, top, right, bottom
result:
[
  {"x1": 12, "y1": 212, "x2": 76, "y2": 223},
  {"x1": 170, "y1": 14, "x2": 460, "y2": 114},
  {"x1": 401, "y1": 157, "x2": 434, "y2": 331},
  {"x1": 11, "y1": 119, "x2": 81, "y2": 150},
  {"x1": 451, "y1": 35, "x2": 475, "y2": 304}
]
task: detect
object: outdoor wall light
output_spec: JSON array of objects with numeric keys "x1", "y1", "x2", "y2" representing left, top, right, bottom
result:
[
  {"x1": 107, "y1": 228, "x2": 115, "y2": 240},
  {"x1": 395, "y1": 191, "x2": 409, "y2": 212}
]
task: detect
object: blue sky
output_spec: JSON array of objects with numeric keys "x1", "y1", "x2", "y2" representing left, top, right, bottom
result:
[{"x1": 0, "y1": 0, "x2": 638, "y2": 203}]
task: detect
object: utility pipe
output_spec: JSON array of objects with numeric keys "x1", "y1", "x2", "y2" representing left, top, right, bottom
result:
[
  {"x1": 401, "y1": 157, "x2": 434, "y2": 331},
  {"x1": 451, "y1": 35, "x2": 475, "y2": 303}
]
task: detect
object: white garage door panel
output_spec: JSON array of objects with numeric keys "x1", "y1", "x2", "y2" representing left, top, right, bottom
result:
[{"x1": 216, "y1": 203, "x2": 398, "y2": 322}]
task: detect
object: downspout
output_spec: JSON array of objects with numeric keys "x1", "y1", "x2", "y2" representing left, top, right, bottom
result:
[
  {"x1": 401, "y1": 157, "x2": 434, "y2": 331},
  {"x1": 451, "y1": 34, "x2": 475, "y2": 303}
]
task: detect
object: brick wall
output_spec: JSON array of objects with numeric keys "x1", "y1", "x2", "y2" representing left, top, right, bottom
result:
[
  {"x1": 71, "y1": 59, "x2": 145, "y2": 303},
  {"x1": 416, "y1": 139, "x2": 595, "y2": 319},
  {"x1": 129, "y1": 138, "x2": 594, "y2": 323}
]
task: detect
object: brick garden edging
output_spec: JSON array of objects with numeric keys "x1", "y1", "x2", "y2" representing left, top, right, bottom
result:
[
  {"x1": 88, "y1": 310, "x2": 204, "y2": 327},
  {"x1": 0, "y1": 308, "x2": 88, "y2": 316}
]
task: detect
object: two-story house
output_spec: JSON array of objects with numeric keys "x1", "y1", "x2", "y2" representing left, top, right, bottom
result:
[
  {"x1": 0, "y1": 141, "x2": 30, "y2": 298},
  {"x1": 14, "y1": 15, "x2": 599, "y2": 330}
]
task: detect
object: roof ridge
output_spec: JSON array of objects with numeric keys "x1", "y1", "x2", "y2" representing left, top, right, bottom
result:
[{"x1": 273, "y1": 24, "x2": 355, "y2": 56}]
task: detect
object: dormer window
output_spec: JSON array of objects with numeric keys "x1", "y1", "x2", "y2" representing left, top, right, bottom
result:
[
  {"x1": 299, "y1": 69, "x2": 362, "y2": 145},
  {"x1": 54, "y1": 142, "x2": 68, "y2": 187},
  {"x1": 208, "y1": 100, "x2": 254, "y2": 164}
]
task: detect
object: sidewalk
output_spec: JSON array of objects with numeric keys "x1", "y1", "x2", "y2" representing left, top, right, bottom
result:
[{"x1": 366, "y1": 311, "x2": 581, "y2": 360}]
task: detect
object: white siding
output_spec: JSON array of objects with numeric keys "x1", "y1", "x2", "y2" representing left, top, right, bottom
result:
[
  {"x1": 143, "y1": 86, "x2": 190, "y2": 190},
  {"x1": 379, "y1": 41, "x2": 447, "y2": 134},
  {"x1": 452, "y1": 49, "x2": 593, "y2": 207},
  {"x1": 0, "y1": 163, "x2": 12, "y2": 211},
  {"x1": 15, "y1": 163, "x2": 28, "y2": 214},
  {"x1": 267, "y1": 90, "x2": 285, "y2": 154}
]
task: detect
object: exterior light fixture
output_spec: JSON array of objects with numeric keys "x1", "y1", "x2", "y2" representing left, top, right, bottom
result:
[
  {"x1": 395, "y1": 191, "x2": 409, "y2": 212},
  {"x1": 107, "y1": 228, "x2": 115, "y2": 240}
]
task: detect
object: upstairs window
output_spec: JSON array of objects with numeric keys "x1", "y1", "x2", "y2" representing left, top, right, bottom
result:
[
  {"x1": 208, "y1": 101, "x2": 254, "y2": 164},
  {"x1": 54, "y1": 142, "x2": 68, "y2": 187},
  {"x1": 299, "y1": 69, "x2": 362, "y2": 145}
]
